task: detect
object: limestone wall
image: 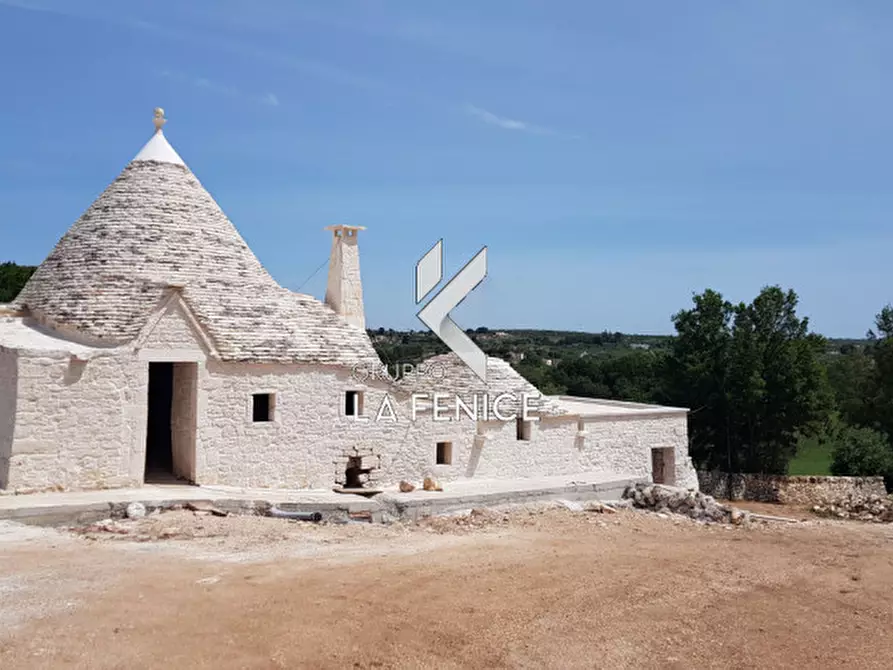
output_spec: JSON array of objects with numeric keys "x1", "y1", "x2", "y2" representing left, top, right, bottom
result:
[
  {"x1": 458, "y1": 418, "x2": 581, "y2": 479},
  {"x1": 1, "y1": 338, "x2": 699, "y2": 492},
  {"x1": 198, "y1": 360, "x2": 698, "y2": 489},
  {"x1": 199, "y1": 360, "x2": 487, "y2": 488},
  {"x1": 324, "y1": 228, "x2": 365, "y2": 330},
  {"x1": 170, "y1": 362, "x2": 198, "y2": 481},
  {"x1": 697, "y1": 471, "x2": 888, "y2": 504},
  {"x1": 198, "y1": 361, "x2": 695, "y2": 489},
  {"x1": 580, "y1": 414, "x2": 699, "y2": 489},
  {"x1": 4, "y1": 349, "x2": 145, "y2": 492},
  {"x1": 141, "y1": 299, "x2": 208, "y2": 351},
  {"x1": 0, "y1": 348, "x2": 18, "y2": 489}
]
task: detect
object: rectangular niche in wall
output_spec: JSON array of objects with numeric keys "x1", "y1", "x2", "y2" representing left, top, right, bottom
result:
[
  {"x1": 345, "y1": 390, "x2": 364, "y2": 417},
  {"x1": 436, "y1": 441, "x2": 452, "y2": 465},
  {"x1": 252, "y1": 393, "x2": 275, "y2": 422},
  {"x1": 651, "y1": 447, "x2": 676, "y2": 485}
]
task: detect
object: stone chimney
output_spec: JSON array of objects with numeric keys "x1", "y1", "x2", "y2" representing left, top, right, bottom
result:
[{"x1": 324, "y1": 224, "x2": 366, "y2": 329}]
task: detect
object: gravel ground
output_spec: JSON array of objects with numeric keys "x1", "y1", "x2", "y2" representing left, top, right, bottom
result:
[{"x1": 1, "y1": 502, "x2": 892, "y2": 669}]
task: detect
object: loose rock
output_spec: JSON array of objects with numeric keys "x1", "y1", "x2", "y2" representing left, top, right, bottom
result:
[
  {"x1": 622, "y1": 482, "x2": 748, "y2": 525},
  {"x1": 423, "y1": 477, "x2": 442, "y2": 492},
  {"x1": 582, "y1": 501, "x2": 618, "y2": 514},
  {"x1": 811, "y1": 492, "x2": 893, "y2": 523},
  {"x1": 126, "y1": 502, "x2": 147, "y2": 520}
]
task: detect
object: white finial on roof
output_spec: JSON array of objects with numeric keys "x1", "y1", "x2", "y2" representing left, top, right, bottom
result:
[
  {"x1": 153, "y1": 107, "x2": 166, "y2": 133},
  {"x1": 132, "y1": 107, "x2": 186, "y2": 165}
]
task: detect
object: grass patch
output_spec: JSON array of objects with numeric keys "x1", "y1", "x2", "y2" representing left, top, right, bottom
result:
[{"x1": 788, "y1": 435, "x2": 833, "y2": 476}]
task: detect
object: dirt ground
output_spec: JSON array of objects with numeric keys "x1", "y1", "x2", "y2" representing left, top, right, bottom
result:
[{"x1": 1, "y1": 503, "x2": 892, "y2": 670}]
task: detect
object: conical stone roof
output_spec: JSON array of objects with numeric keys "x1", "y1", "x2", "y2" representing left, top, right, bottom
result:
[{"x1": 15, "y1": 111, "x2": 379, "y2": 366}]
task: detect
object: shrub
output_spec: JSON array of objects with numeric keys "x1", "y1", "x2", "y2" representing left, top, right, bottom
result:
[{"x1": 830, "y1": 425, "x2": 893, "y2": 491}]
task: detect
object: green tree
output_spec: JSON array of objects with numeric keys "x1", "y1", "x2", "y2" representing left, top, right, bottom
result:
[
  {"x1": 661, "y1": 289, "x2": 734, "y2": 471},
  {"x1": 663, "y1": 286, "x2": 832, "y2": 475},
  {"x1": 830, "y1": 425, "x2": 893, "y2": 488},
  {"x1": 731, "y1": 287, "x2": 831, "y2": 473},
  {"x1": 826, "y1": 348, "x2": 875, "y2": 428},
  {"x1": 865, "y1": 305, "x2": 893, "y2": 439},
  {"x1": 515, "y1": 359, "x2": 565, "y2": 396},
  {"x1": 0, "y1": 262, "x2": 36, "y2": 303},
  {"x1": 595, "y1": 350, "x2": 666, "y2": 403}
]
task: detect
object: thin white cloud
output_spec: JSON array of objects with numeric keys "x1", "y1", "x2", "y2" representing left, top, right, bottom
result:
[
  {"x1": 2, "y1": 1, "x2": 576, "y2": 139},
  {"x1": 156, "y1": 70, "x2": 279, "y2": 108},
  {"x1": 465, "y1": 105, "x2": 532, "y2": 131},
  {"x1": 464, "y1": 104, "x2": 578, "y2": 138}
]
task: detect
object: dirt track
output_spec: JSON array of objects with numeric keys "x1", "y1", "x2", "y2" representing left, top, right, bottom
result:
[{"x1": 1, "y1": 504, "x2": 892, "y2": 669}]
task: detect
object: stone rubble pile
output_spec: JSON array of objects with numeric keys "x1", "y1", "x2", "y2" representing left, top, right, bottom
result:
[
  {"x1": 622, "y1": 482, "x2": 749, "y2": 525},
  {"x1": 811, "y1": 493, "x2": 893, "y2": 522}
]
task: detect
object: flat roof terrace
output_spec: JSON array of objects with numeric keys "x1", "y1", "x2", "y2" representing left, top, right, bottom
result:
[{"x1": 548, "y1": 395, "x2": 688, "y2": 420}]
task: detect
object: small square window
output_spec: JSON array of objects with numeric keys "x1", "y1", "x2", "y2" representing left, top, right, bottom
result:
[
  {"x1": 252, "y1": 393, "x2": 274, "y2": 422},
  {"x1": 516, "y1": 417, "x2": 531, "y2": 441},
  {"x1": 345, "y1": 390, "x2": 364, "y2": 417},
  {"x1": 436, "y1": 441, "x2": 452, "y2": 465}
]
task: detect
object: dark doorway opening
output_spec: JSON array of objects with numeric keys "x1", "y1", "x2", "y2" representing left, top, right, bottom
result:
[{"x1": 145, "y1": 362, "x2": 174, "y2": 481}]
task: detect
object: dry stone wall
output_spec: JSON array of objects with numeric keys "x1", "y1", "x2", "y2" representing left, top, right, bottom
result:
[{"x1": 697, "y1": 471, "x2": 887, "y2": 504}]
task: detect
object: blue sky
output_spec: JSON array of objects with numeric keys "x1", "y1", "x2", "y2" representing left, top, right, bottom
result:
[{"x1": 1, "y1": 0, "x2": 892, "y2": 337}]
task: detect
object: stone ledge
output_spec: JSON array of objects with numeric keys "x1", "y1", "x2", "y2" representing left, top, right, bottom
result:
[{"x1": 376, "y1": 475, "x2": 647, "y2": 522}]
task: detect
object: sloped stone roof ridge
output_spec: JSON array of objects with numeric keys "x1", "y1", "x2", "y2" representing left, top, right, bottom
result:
[
  {"x1": 14, "y1": 154, "x2": 380, "y2": 366},
  {"x1": 398, "y1": 353, "x2": 567, "y2": 416}
]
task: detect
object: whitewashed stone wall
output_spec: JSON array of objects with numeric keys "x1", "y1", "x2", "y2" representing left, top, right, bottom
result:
[
  {"x1": 199, "y1": 361, "x2": 599, "y2": 488},
  {"x1": 1, "y1": 309, "x2": 697, "y2": 491},
  {"x1": 140, "y1": 299, "x2": 208, "y2": 352},
  {"x1": 453, "y1": 418, "x2": 582, "y2": 479},
  {"x1": 197, "y1": 361, "x2": 475, "y2": 488},
  {"x1": 3, "y1": 349, "x2": 145, "y2": 491},
  {"x1": 577, "y1": 414, "x2": 698, "y2": 489},
  {"x1": 324, "y1": 227, "x2": 365, "y2": 330},
  {"x1": 197, "y1": 362, "x2": 697, "y2": 490},
  {"x1": 0, "y1": 348, "x2": 17, "y2": 489},
  {"x1": 170, "y1": 362, "x2": 198, "y2": 481}
]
